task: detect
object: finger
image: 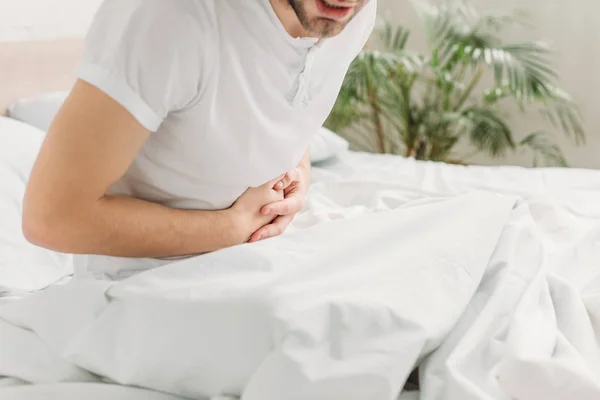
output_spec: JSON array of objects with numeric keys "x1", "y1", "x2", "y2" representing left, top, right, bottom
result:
[
  {"x1": 249, "y1": 215, "x2": 294, "y2": 242},
  {"x1": 267, "y1": 173, "x2": 287, "y2": 188},
  {"x1": 261, "y1": 196, "x2": 304, "y2": 216},
  {"x1": 274, "y1": 168, "x2": 300, "y2": 191}
]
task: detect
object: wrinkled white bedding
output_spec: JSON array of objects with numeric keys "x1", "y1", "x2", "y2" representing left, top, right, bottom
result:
[
  {"x1": 0, "y1": 383, "x2": 420, "y2": 400},
  {"x1": 1, "y1": 152, "x2": 600, "y2": 399},
  {"x1": 0, "y1": 383, "x2": 185, "y2": 400}
]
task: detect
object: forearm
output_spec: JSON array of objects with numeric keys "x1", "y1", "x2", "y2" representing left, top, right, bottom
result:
[{"x1": 24, "y1": 195, "x2": 241, "y2": 258}]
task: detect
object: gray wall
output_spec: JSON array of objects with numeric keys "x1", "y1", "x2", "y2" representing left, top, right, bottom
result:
[{"x1": 377, "y1": 0, "x2": 600, "y2": 169}]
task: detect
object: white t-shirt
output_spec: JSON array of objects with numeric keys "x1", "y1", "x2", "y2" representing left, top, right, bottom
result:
[{"x1": 74, "y1": 0, "x2": 377, "y2": 279}]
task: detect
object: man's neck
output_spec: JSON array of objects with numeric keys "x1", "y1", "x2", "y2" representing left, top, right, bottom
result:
[{"x1": 269, "y1": 0, "x2": 311, "y2": 38}]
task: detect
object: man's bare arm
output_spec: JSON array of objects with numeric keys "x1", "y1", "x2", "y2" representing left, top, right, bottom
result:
[{"x1": 23, "y1": 80, "x2": 273, "y2": 257}]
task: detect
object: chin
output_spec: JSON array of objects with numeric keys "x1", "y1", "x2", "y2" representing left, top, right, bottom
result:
[{"x1": 306, "y1": 18, "x2": 347, "y2": 38}]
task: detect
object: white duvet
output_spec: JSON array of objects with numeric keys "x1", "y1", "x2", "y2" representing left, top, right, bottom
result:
[{"x1": 1, "y1": 152, "x2": 600, "y2": 399}]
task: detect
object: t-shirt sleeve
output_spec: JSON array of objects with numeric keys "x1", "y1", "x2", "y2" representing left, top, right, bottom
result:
[{"x1": 75, "y1": 0, "x2": 207, "y2": 132}]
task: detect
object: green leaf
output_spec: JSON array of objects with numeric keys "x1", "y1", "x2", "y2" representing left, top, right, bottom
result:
[
  {"x1": 533, "y1": 85, "x2": 586, "y2": 144},
  {"x1": 520, "y1": 131, "x2": 569, "y2": 167},
  {"x1": 462, "y1": 107, "x2": 516, "y2": 157}
]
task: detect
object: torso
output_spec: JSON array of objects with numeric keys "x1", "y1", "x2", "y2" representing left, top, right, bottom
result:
[
  {"x1": 108, "y1": 0, "x2": 377, "y2": 211},
  {"x1": 76, "y1": 0, "x2": 376, "y2": 280}
]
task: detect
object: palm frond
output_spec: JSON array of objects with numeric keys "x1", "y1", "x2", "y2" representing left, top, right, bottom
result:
[
  {"x1": 328, "y1": 26, "x2": 424, "y2": 149},
  {"x1": 535, "y1": 86, "x2": 586, "y2": 144},
  {"x1": 342, "y1": 49, "x2": 423, "y2": 100},
  {"x1": 476, "y1": 10, "x2": 531, "y2": 32},
  {"x1": 520, "y1": 131, "x2": 568, "y2": 167},
  {"x1": 485, "y1": 83, "x2": 586, "y2": 145},
  {"x1": 462, "y1": 107, "x2": 516, "y2": 157},
  {"x1": 323, "y1": 91, "x2": 363, "y2": 133},
  {"x1": 381, "y1": 23, "x2": 411, "y2": 52},
  {"x1": 410, "y1": 0, "x2": 451, "y2": 47},
  {"x1": 415, "y1": 1, "x2": 558, "y2": 100},
  {"x1": 453, "y1": 40, "x2": 558, "y2": 101},
  {"x1": 344, "y1": 119, "x2": 382, "y2": 152},
  {"x1": 329, "y1": 3, "x2": 585, "y2": 166}
]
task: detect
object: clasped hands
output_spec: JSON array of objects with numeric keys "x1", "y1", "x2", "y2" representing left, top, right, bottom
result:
[{"x1": 230, "y1": 164, "x2": 310, "y2": 244}]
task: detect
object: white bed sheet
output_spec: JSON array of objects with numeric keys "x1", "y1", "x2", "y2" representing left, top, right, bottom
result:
[
  {"x1": 311, "y1": 151, "x2": 600, "y2": 219},
  {"x1": 0, "y1": 382, "x2": 420, "y2": 400},
  {"x1": 5, "y1": 151, "x2": 599, "y2": 297},
  {"x1": 0, "y1": 117, "x2": 74, "y2": 296},
  {"x1": 0, "y1": 383, "x2": 186, "y2": 400},
  {"x1": 2, "y1": 151, "x2": 600, "y2": 400},
  {"x1": 307, "y1": 151, "x2": 600, "y2": 276}
]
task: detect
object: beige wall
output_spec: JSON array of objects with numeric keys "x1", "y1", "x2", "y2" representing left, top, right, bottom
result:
[
  {"x1": 378, "y1": 0, "x2": 600, "y2": 169},
  {"x1": 0, "y1": 0, "x2": 101, "y2": 42},
  {"x1": 1, "y1": 0, "x2": 597, "y2": 168}
]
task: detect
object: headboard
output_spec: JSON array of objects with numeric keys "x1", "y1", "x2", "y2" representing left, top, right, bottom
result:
[{"x1": 0, "y1": 37, "x2": 83, "y2": 115}]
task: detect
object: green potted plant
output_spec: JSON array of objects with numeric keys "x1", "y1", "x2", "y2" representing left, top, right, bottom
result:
[{"x1": 325, "y1": 1, "x2": 585, "y2": 166}]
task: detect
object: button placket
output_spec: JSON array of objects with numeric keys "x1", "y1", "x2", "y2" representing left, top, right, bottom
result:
[{"x1": 292, "y1": 46, "x2": 318, "y2": 107}]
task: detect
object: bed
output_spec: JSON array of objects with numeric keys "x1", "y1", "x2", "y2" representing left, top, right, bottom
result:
[{"x1": 1, "y1": 38, "x2": 600, "y2": 400}]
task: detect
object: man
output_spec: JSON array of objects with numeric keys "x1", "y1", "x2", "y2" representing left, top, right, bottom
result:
[{"x1": 23, "y1": 0, "x2": 376, "y2": 279}]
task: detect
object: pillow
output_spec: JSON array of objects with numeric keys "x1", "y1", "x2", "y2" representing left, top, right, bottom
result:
[
  {"x1": 309, "y1": 127, "x2": 350, "y2": 163},
  {"x1": 7, "y1": 91, "x2": 69, "y2": 132},
  {"x1": 0, "y1": 117, "x2": 73, "y2": 295},
  {"x1": 8, "y1": 91, "x2": 349, "y2": 163}
]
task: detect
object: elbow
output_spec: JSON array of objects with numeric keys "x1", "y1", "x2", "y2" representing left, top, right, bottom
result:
[
  {"x1": 22, "y1": 220, "x2": 50, "y2": 251},
  {"x1": 22, "y1": 201, "x2": 78, "y2": 254},
  {"x1": 22, "y1": 209, "x2": 61, "y2": 252}
]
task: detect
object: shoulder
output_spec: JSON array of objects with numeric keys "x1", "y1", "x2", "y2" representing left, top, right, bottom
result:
[
  {"x1": 85, "y1": 0, "x2": 220, "y2": 74},
  {"x1": 79, "y1": 0, "x2": 220, "y2": 119},
  {"x1": 91, "y1": 0, "x2": 218, "y2": 40}
]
